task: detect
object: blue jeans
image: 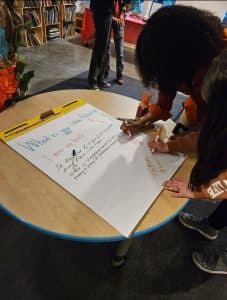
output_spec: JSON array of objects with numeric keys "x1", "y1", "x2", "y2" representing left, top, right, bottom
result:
[{"x1": 104, "y1": 21, "x2": 124, "y2": 80}]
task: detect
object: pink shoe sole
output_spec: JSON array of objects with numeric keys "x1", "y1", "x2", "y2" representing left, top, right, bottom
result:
[{"x1": 116, "y1": 78, "x2": 123, "y2": 85}]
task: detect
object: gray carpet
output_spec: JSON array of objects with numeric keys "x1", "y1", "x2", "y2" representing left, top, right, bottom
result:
[{"x1": 1, "y1": 200, "x2": 227, "y2": 300}]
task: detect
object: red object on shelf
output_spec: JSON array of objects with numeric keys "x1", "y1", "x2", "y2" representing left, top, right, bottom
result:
[{"x1": 81, "y1": 8, "x2": 146, "y2": 45}]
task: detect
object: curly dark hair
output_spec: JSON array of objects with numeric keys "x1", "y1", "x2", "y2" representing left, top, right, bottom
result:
[
  {"x1": 136, "y1": 5, "x2": 224, "y2": 91},
  {"x1": 190, "y1": 49, "x2": 227, "y2": 190}
]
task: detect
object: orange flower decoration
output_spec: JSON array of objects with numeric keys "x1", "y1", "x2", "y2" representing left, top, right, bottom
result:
[{"x1": 0, "y1": 65, "x2": 19, "y2": 110}]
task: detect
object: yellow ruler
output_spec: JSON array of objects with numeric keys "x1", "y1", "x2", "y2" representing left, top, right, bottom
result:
[{"x1": 0, "y1": 98, "x2": 86, "y2": 143}]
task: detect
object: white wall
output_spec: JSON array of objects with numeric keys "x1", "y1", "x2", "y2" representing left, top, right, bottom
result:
[
  {"x1": 142, "y1": 1, "x2": 163, "y2": 19},
  {"x1": 175, "y1": 1, "x2": 227, "y2": 20}
]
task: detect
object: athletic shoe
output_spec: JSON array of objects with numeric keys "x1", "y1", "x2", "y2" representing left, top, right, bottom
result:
[
  {"x1": 88, "y1": 82, "x2": 100, "y2": 90},
  {"x1": 179, "y1": 212, "x2": 218, "y2": 240},
  {"x1": 98, "y1": 81, "x2": 111, "y2": 88},
  {"x1": 193, "y1": 251, "x2": 227, "y2": 274}
]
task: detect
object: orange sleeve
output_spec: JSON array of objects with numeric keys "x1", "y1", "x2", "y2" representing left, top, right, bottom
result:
[
  {"x1": 183, "y1": 97, "x2": 198, "y2": 127},
  {"x1": 147, "y1": 89, "x2": 176, "y2": 121}
]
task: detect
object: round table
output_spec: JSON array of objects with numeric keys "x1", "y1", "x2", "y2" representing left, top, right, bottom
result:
[{"x1": 0, "y1": 90, "x2": 194, "y2": 246}]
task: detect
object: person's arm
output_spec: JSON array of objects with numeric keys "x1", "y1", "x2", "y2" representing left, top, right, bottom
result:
[
  {"x1": 193, "y1": 172, "x2": 227, "y2": 200},
  {"x1": 113, "y1": 0, "x2": 127, "y2": 25},
  {"x1": 148, "y1": 130, "x2": 199, "y2": 154},
  {"x1": 167, "y1": 131, "x2": 199, "y2": 153},
  {"x1": 163, "y1": 171, "x2": 227, "y2": 200},
  {"x1": 121, "y1": 88, "x2": 176, "y2": 136}
]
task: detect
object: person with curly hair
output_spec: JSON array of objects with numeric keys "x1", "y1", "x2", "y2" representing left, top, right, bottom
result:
[
  {"x1": 162, "y1": 49, "x2": 227, "y2": 274},
  {"x1": 121, "y1": 5, "x2": 225, "y2": 153}
]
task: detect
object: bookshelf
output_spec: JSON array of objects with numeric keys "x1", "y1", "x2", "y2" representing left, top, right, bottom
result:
[
  {"x1": 43, "y1": 0, "x2": 62, "y2": 42},
  {"x1": 61, "y1": 1, "x2": 77, "y2": 38},
  {"x1": 16, "y1": 0, "x2": 83, "y2": 47},
  {"x1": 75, "y1": 12, "x2": 83, "y2": 32},
  {"x1": 17, "y1": 0, "x2": 44, "y2": 46}
]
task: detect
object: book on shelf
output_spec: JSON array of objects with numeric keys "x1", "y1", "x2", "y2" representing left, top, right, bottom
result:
[
  {"x1": 44, "y1": 7, "x2": 60, "y2": 24},
  {"x1": 27, "y1": 31, "x2": 42, "y2": 46},
  {"x1": 18, "y1": 0, "x2": 82, "y2": 46},
  {"x1": 63, "y1": 23, "x2": 73, "y2": 37},
  {"x1": 64, "y1": 5, "x2": 76, "y2": 21},
  {"x1": 24, "y1": 9, "x2": 41, "y2": 27},
  {"x1": 47, "y1": 27, "x2": 61, "y2": 40},
  {"x1": 24, "y1": 0, "x2": 42, "y2": 7},
  {"x1": 63, "y1": 0, "x2": 77, "y2": 4},
  {"x1": 43, "y1": 0, "x2": 60, "y2": 6}
]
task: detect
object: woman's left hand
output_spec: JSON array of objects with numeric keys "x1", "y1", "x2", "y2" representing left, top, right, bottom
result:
[{"x1": 163, "y1": 178, "x2": 195, "y2": 198}]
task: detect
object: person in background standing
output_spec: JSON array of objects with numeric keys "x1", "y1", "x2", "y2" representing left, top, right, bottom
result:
[
  {"x1": 104, "y1": 0, "x2": 130, "y2": 85},
  {"x1": 88, "y1": 0, "x2": 115, "y2": 90}
]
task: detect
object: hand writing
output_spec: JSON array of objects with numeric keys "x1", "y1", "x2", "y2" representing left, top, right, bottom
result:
[
  {"x1": 120, "y1": 119, "x2": 140, "y2": 137},
  {"x1": 148, "y1": 138, "x2": 169, "y2": 153},
  {"x1": 120, "y1": 113, "x2": 154, "y2": 137},
  {"x1": 163, "y1": 178, "x2": 194, "y2": 198}
]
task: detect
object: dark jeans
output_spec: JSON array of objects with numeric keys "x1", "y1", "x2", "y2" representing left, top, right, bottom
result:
[
  {"x1": 208, "y1": 199, "x2": 227, "y2": 230},
  {"x1": 104, "y1": 21, "x2": 124, "y2": 79},
  {"x1": 88, "y1": 12, "x2": 112, "y2": 85}
]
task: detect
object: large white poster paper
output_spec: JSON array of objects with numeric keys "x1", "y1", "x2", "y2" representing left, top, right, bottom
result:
[{"x1": 7, "y1": 104, "x2": 185, "y2": 237}]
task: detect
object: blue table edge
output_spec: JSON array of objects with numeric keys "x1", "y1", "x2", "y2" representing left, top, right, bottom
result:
[{"x1": 0, "y1": 200, "x2": 189, "y2": 243}]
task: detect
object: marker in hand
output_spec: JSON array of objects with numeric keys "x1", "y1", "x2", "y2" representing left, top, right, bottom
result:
[
  {"x1": 151, "y1": 127, "x2": 162, "y2": 152},
  {"x1": 119, "y1": 118, "x2": 135, "y2": 138},
  {"x1": 117, "y1": 117, "x2": 136, "y2": 122},
  {"x1": 125, "y1": 120, "x2": 133, "y2": 138}
]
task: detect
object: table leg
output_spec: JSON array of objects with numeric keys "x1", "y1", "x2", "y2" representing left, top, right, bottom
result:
[{"x1": 112, "y1": 238, "x2": 133, "y2": 267}]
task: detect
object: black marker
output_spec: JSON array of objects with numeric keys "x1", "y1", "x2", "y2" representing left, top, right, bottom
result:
[{"x1": 117, "y1": 118, "x2": 136, "y2": 123}]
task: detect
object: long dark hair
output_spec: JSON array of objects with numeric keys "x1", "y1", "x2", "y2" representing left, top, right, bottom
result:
[{"x1": 190, "y1": 49, "x2": 227, "y2": 190}]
